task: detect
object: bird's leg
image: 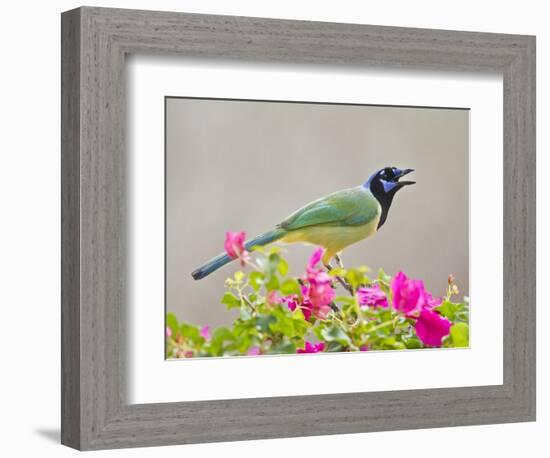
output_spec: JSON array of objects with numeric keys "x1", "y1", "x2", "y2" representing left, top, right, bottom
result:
[
  {"x1": 335, "y1": 276, "x2": 354, "y2": 295},
  {"x1": 334, "y1": 254, "x2": 355, "y2": 293},
  {"x1": 335, "y1": 253, "x2": 344, "y2": 269},
  {"x1": 326, "y1": 257, "x2": 354, "y2": 296}
]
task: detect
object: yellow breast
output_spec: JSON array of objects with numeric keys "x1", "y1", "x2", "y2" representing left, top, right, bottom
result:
[{"x1": 280, "y1": 215, "x2": 381, "y2": 263}]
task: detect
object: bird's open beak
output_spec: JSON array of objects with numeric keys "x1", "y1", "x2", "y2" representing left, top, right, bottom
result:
[{"x1": 396, "y1": 168, "x2": 415, "y2": 186}]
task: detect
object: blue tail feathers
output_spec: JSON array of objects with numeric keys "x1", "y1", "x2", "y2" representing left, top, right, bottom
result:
[
  {"x1": 191, "y1": 228, "x2": 285, "y2": 280},
  {"x1": 191, "y1": 252, "x2": 232, "y2": 280}
]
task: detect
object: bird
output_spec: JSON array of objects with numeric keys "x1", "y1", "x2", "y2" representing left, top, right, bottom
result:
[{"x1": 191, "y1": 166, "x2": 415, "y2": 280}]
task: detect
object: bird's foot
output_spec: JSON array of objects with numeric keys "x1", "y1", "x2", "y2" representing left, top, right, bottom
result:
[
  {"x1": 324, "y1": 262, "x2": 354, "y2": 295},
  {"x1": 336, "y1": 277, "x2": 354, "y2": 295}
]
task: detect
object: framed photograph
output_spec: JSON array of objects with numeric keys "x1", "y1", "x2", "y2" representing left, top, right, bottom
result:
[{"x1": 61, "y1": 6, "x2": 535, "y2": 450}]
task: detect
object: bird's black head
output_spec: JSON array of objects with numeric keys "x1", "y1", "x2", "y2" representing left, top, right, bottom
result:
[{"x1": 365, "y1": 167, "x2": 415, "y2": 229}]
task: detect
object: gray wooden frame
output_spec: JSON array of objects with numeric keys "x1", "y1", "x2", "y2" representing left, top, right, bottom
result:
[{"x1": 61, "y1": 6, "x2": 536, "y2": 451}]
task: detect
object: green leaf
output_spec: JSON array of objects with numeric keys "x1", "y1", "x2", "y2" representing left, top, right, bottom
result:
[
  {"x1": 436, "y1": 301, "x2": 469, "y2": 323},
  {"x1": 377, "y1": 281, "x2": 391, "y2": 297},
  {"x1": 248, "y1": 271, "x2": 264, "y2": 292},
  {"x1": 180, "y1": 323, "x2": 200, "y2": 342},
  {"x1": 269, "y1": 316, "x2": 293, "y2": 337},
  {"x1": 265, "y1": 274, "x2": 280, "y2": 291},
  {"x1": 435, "y1": 300, "x2": 457, "y2": 320},
  {"x1": 270, "y1": 341, "x2": 296, "y2": 354},
  {"x1": 239, "y1": 306, "x2": 253, "y2": 320},
  {"x1": 378, "y1": 309, "x2": 394, "y2": 323},
  {"x1": 269, "y1": 311, "x2": 294, "y2": 336},
  {"x1": 267, "y1": 307, "x2": 309, "y2": 339},
  {"x1": 324, "y1": 341, "x2": 345, "y2": 352},
  {"x1": 378, "y1": 268, "x2": 392, "y2": 284},
  {"x1": 210, "y1": 327, "x2": 235, "y2": 347},
  {"x1": 278, "y1": 257, "x2": 289, "y2": 276},
  {"x1": 221, "y1": 291, "x2": 241, "y2": 309},
  {"x1": 256, "y1": 314, "x2": 277, "y2": 333},
  {"x1": 320, "y1": 324, "x2": 352, "y2": 346},
  {"x1": 402, "y1": 335, "x2": 422, "y2": 349},
  {"x1": 334, "y1": 295, "x2": 356, "y2": 305},
  {"x1": 328, "y1": 267, "x2": 347, "y2": 278},
  {"x1": 346, "y1": 269, "x2": 366, "y2": 289},
  {"x1": 280, "y1": 278, "x2": 301, "y2": 296},
  {"x1": 166, "y1": 313, "x2": 179, "y2": 339},
  {"x1": 449, "y1": 322, "x2": 469, "y2": 347}
]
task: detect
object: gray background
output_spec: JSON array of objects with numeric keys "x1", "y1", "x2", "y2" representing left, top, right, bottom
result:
[{"x1": 166, "y1": 98, "x2": 469, "y2": 328}]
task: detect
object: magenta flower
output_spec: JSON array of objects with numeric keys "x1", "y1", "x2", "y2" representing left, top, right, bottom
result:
[
  {"x1": 200, "y1": 326, "x2": 210, "y2": 340},
  {"x1": 307, "y1": 247, "x2": 324, "y2": 269},
  {"x1": 297, "y1": 341, "x2": 325, "y2": 354},
  {"x1": 282, "y1": 294, "x2": 299, "y2": 312},
  {"x1": 247, "y1": 346, "x2": 261, "y2": 356},
  {"x1": 282, "y1": 248, "x2": 335, "y2": 321},
  {"x1": 424, "y1": 291, "x2": 443, "y2": 309},
  {"x1": 302, "y1": 248, "x2": 335, "y2": 319},
  {"x1": 283, "y1": 293, "x2": 313, "y2": 320},
  {"x1": 391, "y1": 271, "x2": 427, "y2": 316},
  {"x1": 224, "y1": 231, "x2": 249, "y2": 266},
  {"x1": 303, "y1": 282, "x2": 334, "y2": 319},
  {"x1": 414, "y1": 308, "x2": 452, "y2": 346},
  {"x1": 357, "y1": 284, "x2": 388, "y2": 308},
  {"x1": 360, "y1": 345, "x2": 370, "y2": 351}
]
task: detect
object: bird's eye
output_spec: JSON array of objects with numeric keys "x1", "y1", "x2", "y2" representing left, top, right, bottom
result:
[{"x1": 383, "y1": 167, "x2": 394, "y2": 178}]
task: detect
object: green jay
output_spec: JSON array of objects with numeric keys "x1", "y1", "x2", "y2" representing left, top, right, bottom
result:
[{"x1": 192, "y1": 166, "x2": 415, "y2": 280}]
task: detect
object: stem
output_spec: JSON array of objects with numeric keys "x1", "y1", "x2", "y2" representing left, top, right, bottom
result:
[
  {"x1": 242, "y1": 295, "x2": 257, "y2": 313},
  {"x1": 330, "y1": 312, "x2": 346, "y2": 325},
  {"x1": 367, "y1": 316, "x2": 398, "y2": 334},
  {"x1": 237, "y1": 284, "x2": 256, "y2": 313}
]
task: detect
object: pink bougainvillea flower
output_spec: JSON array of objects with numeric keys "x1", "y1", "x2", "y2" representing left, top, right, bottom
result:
[
  {"x1": 166, "y1": 327, "x2": 172, "y2": 338},
  {"x1": 307, "y1": 247, "x2": 324, "y2": 270},
  {"x1": 200, "y1": 326, "x2": 210, "y2": 340},
  {"x1": 224, "y1": 231, "x2": 246, "y2": 258},
  {"x1": 282, "y1": 293, "x2": 313, "y2": 321},
  {"x1": 414, "y1": 308, "x2": 452, "y2": 346},
  {"x1": 300, "y1": 283, "x2": 333, "y2": 320},
  {"x1": 282, "y1": 248, "x2": 336, "y2": 322},
  {"x1": 424, "y1": 291, "x2": 443, "y2": 309},
  {"x1": 297, "y1": 341, "x2": 325, "y2": 354},
  {"x1": 247, "y1": 346, "x2": 261, "y2": 356},
  {"x1": 357, "y1": 284, "x2": 389, "y2": 308},
  {"x1": 360, "y1": 345, "x2": 370, "y2": 352},
  {"x1": 224, "y1": 231, "x2": 249, "y2": 266},
  {"x1": 282, "y1": 294, "x2": 299, "y2": 312},
  {"x1": 303, "y1": 280, "x2": 335, "y2": 319},
  {"x1": 267, "y1": 290, "x2": 281, "y2": 305},
  {"x1": 299, "y1": 298, "x2": 316, "y2": 321},
  {"x1": 301, "y1": 247, "x2": 336, "y2": 319},
  {"x1": 391, "y1": 271, "x2": 427, "y2": 316}
]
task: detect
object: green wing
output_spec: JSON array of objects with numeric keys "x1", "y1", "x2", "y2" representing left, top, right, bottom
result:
[{"x1": 278, "y1": 186, "x2": 381, "y2": 230}]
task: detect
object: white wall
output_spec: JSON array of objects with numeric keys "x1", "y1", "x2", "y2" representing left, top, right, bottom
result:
[{"x1": 0, "y1": 0, "x2": 546, "y2": 456}]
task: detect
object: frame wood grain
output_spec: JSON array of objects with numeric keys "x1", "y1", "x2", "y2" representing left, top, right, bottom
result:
[{"x1": 61, "y1": 6, "x2": 536, "y2": 450}]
